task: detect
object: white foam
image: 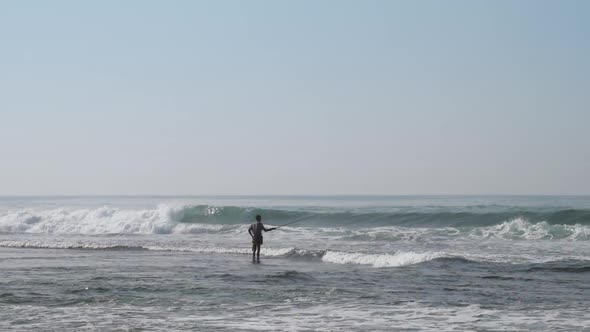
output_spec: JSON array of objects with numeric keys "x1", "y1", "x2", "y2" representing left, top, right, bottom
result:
[
  {"x1": 0, "y1": 239, "x2": 138, "y2": 250},
  {"x1": 198, "y1": 302, "x2": 590, "y2": 331},
  {"x1": 0, "y1": 205, "x2": 236, "y2": 235},
  {"x1": 0, "y1": 239, "x2": 294, "y2": 257},
  {"x1": 143, "y1": 245, "x2": 294, "y2": 257},
  {"x1": 322, "y1": 250, "x2": 448, "y2": 268},
  {"x1": 472, "y1": 218, "x2": 590, "y2": 240},
  {"x1": 5, "y1": 301, "x2": 590, "y2": 331},
  {"x1": 2, "y1": 207, "x2": 588, "y2": 244}
]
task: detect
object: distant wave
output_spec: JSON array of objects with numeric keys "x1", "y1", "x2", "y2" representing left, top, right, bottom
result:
[
  {"x1": 469, "y1": 218, "x2": 590, "y2": 240},
  {"x1": 1, "y1": 204, "x2": 589, "y2": 237},
  {"x1": 337, "y1": 218, "x2": 590, "y2": 241}
]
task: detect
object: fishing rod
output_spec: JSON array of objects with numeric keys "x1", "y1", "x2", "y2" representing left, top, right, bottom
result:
[{"x1": 275, "y1": 214, "x2": 315, "y2": 229}]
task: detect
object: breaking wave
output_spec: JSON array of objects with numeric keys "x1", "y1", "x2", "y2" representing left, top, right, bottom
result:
[
  {"x1": 336, "y1": 218, "x2": 590, "y2": 241},
  {"x1": 321, "y1": 250, "x2": 450, "y2": 268},
  {"x1": 0, "y1": 205, "x2": 589, "y2": 241},
  {"x1": 470, "y1": 218, "x2": 590, "y2": 240}
]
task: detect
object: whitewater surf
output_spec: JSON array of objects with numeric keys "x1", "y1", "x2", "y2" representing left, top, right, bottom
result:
[{"x1": 1, "y1": 195, "x2": 589, "y2": 331}]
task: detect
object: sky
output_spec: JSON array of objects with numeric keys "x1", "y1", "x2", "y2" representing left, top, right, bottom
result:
[{"x1": 1, "y1": 0, "x2": 589, "y2": 195}]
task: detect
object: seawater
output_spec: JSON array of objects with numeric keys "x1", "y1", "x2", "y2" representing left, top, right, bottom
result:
[{"x1": 1, "y1": 196, "x2": 589, "y2": 331}]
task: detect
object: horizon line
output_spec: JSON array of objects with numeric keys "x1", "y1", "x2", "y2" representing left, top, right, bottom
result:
[{"x1": 1, "y1": 194, "x2": 589, "y2": 198}]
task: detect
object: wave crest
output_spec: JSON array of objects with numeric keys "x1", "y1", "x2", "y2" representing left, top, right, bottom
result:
[
  {"x1": 0, "y1": 205, "x2": 248, "y2": 235},
  {"x1": 471, "y1": 218, "x2": 590, "y2": 240},
  {"x1": 321, "y1": 250, "x2": 449, "y2": 268}
]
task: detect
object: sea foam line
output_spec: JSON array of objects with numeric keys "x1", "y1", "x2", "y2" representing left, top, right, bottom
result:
[
  {"x1": 321, "y1": 250, "x2": 449, "y2": 268},
  {"x1": 2, "y1": 239, "x2": 588, "y2": 268},
  {"x1": 0, "y1": 239, "x2": 456, "y2": 268}
]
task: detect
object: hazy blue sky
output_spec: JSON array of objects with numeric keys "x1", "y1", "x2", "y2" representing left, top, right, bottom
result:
[{"x1": 1, "y1": 0, "x2": 589, "y2": 195}]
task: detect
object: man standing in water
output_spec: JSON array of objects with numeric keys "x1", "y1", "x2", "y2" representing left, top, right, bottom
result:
[{"x1": 248, "y1": 215, "x2": 276, "y2": 262}]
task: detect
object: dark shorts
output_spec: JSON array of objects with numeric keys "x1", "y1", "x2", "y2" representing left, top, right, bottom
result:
[{"x1": 252, "y1": 236, "x2": 263, "y2": 247}]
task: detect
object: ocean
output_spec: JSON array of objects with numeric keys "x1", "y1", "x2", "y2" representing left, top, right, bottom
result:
[{"x1": 1, "y1": 195, "x2": 589, "y2": 331}]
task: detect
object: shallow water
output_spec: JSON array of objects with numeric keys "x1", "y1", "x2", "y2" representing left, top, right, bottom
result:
[{"x1": 1, "y1": 196, "x2": 589, "y2": 331}]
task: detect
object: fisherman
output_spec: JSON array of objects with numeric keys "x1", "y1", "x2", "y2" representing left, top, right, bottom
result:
[{"x1": 248, "y1": 215, "x2": 276, "y2": 262}]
